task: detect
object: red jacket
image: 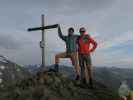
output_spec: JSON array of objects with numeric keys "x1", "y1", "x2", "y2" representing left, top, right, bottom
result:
[{"x1": 77, "y1": 34, "x2": 97, "y2": 54}]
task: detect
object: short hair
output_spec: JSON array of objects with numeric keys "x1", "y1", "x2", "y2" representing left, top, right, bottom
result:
[
  {"x1": 79, "y1": 27, "x2": 86, "y2": 32},
  {"x1": 68, "y1": 27, "x2": 74, "y2": 32}
]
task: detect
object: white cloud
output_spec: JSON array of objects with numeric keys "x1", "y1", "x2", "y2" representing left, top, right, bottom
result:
[
  {"x1": 0, "y1": 0, "x2": 132, "y2": 68},
  {"x1": 98, "y1": 31, "x2": 133, "y2": 50}
]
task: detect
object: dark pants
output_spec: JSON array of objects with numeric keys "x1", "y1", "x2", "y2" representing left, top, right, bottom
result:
[{"x1": 79, "y1": 54, "x2": 92, "y2": 83}]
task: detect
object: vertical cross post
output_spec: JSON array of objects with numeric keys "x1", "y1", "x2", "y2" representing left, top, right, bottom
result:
[
  {"x1": 27, "y1": 14, "x2": 58, "y2": 69},
  {"x1": 41, "y1": 14, "x2": 45, "y2": 68}
]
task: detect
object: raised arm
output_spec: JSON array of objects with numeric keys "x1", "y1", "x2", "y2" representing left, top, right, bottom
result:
[{"x1": 58, "y1": 25, "x2": 66, "y2": 41}]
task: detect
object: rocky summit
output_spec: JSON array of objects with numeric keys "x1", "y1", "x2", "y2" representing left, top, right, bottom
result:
[
  {"x1": 0, "y1": 70, "x2": 120, "y2": 100},
  {"x1": 0, "y1": 55, "x2": 29, "y2": 86}
]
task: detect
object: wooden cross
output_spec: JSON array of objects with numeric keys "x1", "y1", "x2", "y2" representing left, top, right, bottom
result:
[{"x1": 28, "y1": 14, "x2": 58, "y2": 68}]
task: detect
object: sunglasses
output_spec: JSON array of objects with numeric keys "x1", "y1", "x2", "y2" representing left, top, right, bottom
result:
[{"x1": 80, "y1": 31, "x2": 85, "y2": 33}]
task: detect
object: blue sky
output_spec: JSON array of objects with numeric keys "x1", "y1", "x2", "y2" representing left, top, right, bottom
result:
[{"x1": 0, "y1": 0, "x2": 132, "y2": 68}]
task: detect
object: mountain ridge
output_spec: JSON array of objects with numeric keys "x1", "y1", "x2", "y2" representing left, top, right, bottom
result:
[
  {"x1": 0, "y1": 55, "x2": 30, "y2": 86},
  {"x1": 25, "y1": 65, "x2": 133, "y2": 91},
  {"x1": 0, "y1": 70, "x2": 120, "y2": 100}
]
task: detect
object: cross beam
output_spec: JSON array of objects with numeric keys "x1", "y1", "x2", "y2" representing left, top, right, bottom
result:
[
  {"x1": 28, "y1": 24, "x2": 58, "y2": 31},
  {"x1": 27, "y1": 14, "x2": 58, "y2": 68}
]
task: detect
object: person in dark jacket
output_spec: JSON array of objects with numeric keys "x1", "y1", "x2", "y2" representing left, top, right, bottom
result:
[
  {"x1": 77, "y1": 27, "x2": 97, "y2": 88},
  {"x1": 54, "y1": 25, "x2": 80, "y2": 80}
]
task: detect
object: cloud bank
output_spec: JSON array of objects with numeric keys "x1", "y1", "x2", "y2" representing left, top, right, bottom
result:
[{"x1": 0, "y1": 0, "x2": 132, "y2": 68}]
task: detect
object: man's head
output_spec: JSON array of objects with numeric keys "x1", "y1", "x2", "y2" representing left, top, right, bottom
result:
[
  {"x1": 79, "y1": 27, "x2": 86, "y2": 36},
  {"x1": 68, "y1": 27, "x2": 74, "y2": 36}
]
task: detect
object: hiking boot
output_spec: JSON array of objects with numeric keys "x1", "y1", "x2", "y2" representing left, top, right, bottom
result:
[
  {"x1": 82, "y1": 78, "x2": 86, "y2": 84},
  {"x1": 74, "y1": 75, "x2": 81, "y2": 86},
  {"x1": 48, "y1": 68, "x2": 56, "y2": 72},
  {"x1": 75, "y1": 75, "x2": 80, "y2": 81},
  {"x1": 89, "y1": 78, "x2": 94, "y2": 89},
  {"x1": 79, "y1": 78, "x2": 87, "y2": 88},
  {"x1": 54, "y1": 64, "x2": 59, "y2": 72},
  {"x1": 48, "y1": 64, "x2": 59, "y2": 72}
]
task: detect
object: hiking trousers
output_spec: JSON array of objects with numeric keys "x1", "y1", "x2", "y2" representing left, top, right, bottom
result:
[
  {"x1": 55, "y1": 52, "x2": 80, "y2": 76},
  {"x1": 79, "y1": 54, "x2": 92, "y2": 83}
]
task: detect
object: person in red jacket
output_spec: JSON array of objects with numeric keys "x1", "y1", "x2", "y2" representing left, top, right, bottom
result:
[{"x1": 77, "y1": 27, "x2": 97, "y2": 88}]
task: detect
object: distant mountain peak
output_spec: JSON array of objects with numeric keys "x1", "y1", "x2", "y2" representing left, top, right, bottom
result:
[
  {"x1": 0, "y1": 55, "x2": 29, "y2": 85},
  {"x1": 0, "y1": 55, "x2": 8, "y2": 63}
]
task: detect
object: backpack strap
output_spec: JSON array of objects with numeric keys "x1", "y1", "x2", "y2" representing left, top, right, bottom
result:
[
  {"x1": 82, "y1": 34, "x2": 90, "y2": 43},
  {"x1": 84, "y1": 34, "x2": 90, "y2": 39}
]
